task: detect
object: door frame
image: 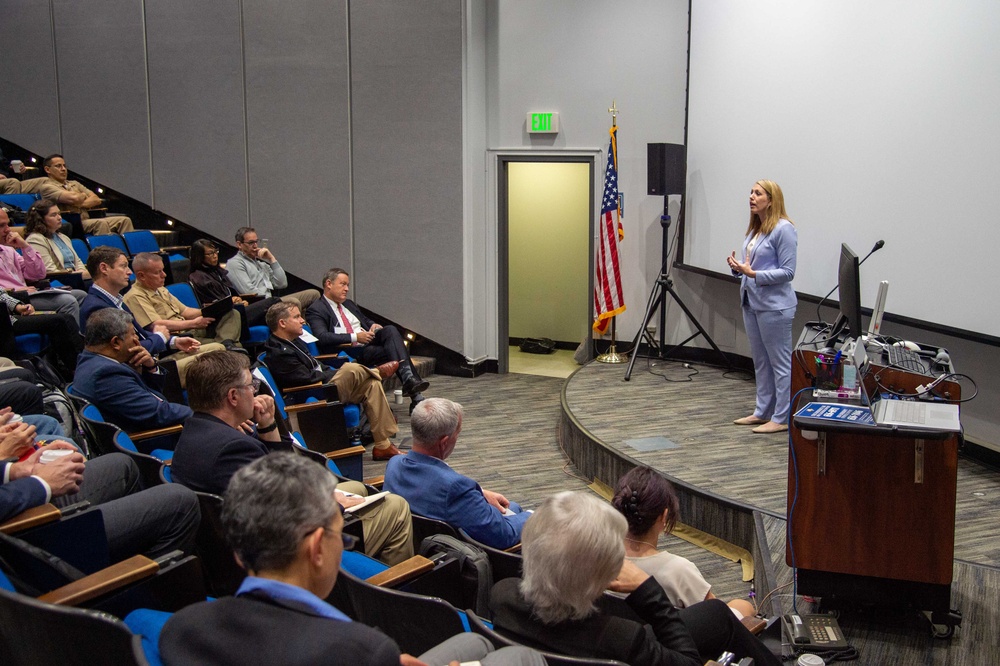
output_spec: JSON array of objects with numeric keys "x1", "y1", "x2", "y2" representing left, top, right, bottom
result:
[{"x1": 493, "y1": 150, "x2": 599, "y2": 373}]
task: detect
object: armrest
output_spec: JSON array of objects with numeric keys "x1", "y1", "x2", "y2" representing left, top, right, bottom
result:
[
  {"x1": 741, "y1": 616, "x2": 767, "y2": 635},
  {"x1": 284, "y1": 401, "x2": 333, "y2": 415},
  {"x1": 324, "y1": 445, "x2": 365, "y2": 461},
  {"x1": 314, "y1": 354, "x2": 343, "y2": 360},
  {"x1": 129, "y1": 424, "x2": 183, "y2": 441},
  {"x1": 365, "y1": 555, "x2": 435, "y2": 587},
  {"x1": 503, "y1": 543, "x2": 522, "y2": 554},
  {"x1": 363, "y1": 476, "x2": 384, "y2": 489},
  {"x1": 0, "y1": 504, "x2": 61, "y2": 534},
  {"x1": 159, "y1": 245, "x2": 190, "y2": 253},
  {"x1": 37, "y1": 554, "x2": 160, "y2": 606},
  {"x1": 282, "y1": 382, "x2": 325, "y2": 393}
]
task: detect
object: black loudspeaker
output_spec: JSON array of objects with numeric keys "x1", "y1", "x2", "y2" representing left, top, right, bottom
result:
[{"x1": 647, "y1": 143, "x2": 686, "y2": 196}]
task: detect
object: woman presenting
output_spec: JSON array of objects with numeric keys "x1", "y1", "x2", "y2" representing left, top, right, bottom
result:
[{"x1": 727, "y1": 180, "x2": 797, "y2": 434}]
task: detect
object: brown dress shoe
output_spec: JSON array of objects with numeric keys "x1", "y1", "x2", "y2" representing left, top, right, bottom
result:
[
  {"x1": 734, "y1": 415, "x2": 766, "y2": 426},
  {"x1": 372, "y1": 443, "x2": 403, "y2": 460},
  {"x1": 376, "y1": 361, "x2": 400, "y2": 380}
]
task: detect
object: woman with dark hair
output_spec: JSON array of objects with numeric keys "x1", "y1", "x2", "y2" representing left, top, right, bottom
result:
[
  {"x1": 188, "y1": 239, "x2": 278, "y2": 327},
  {"x1": 613, "y1": 466, "x2": 755, "y2": 619},
  {"x1": 24, "y1": 198, "x2": 90, "y2": 280}
]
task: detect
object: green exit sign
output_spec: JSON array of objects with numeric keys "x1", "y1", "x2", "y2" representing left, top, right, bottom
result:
[{"x1": 527, "y1": 112, "x2": 560, "y2": 134}]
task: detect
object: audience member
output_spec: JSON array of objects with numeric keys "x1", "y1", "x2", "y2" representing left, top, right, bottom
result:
[
  {"x1": 1, "y1": 442, "x2": 199, "y2": 560},
  {"x1": 0, "y1": 207, "x2": 86, "y2": 323},
  {"x1": 123, "y1": 252, "x2": 242, "y2": 346},
  {"x1": 613, "y1": 466, "x2": 755, "y2": 619},
  {"x1": 384, "y1": 398, "x2": 530, "y2": 549},
  {"x1": 1, "y1": 283, "x2": 83, "y2": 380},
  {"x1": 489, "y1": 491, "x2": 781, "y2": 666},
  {"x1": 226, "y1": 227, "x2": 319, "y2": 311},
  {"x1": 36, "y1": 154, "x2": 134, "y2": 235},
  {"x1": 73, "y1": 308, "x2": 193, "y2": 433},
  {"x1": 262, "y1": 301, "x2": 402, "y2": 461},
  {"x1": 161, "y1": 453, "x2": 543, "y2": 666},
  {"x1": 169, "y1": 351, "x2": 414, "y2": 565},
  {"x1": 24, "y1": 199, "x2": 90, "y2": 280},
  {"x1": 188, "y1": 239, "x2": 279, "y2": 328},
  {"x1": 80, "y1": 245, "x2": 225, "y2": 384},
  {"x1": 307, "y1": 268, "x2": 428, "y2": 413}
]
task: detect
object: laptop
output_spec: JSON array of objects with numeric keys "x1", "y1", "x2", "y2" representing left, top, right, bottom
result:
[{"x1": 869, "y1": 392, "x2": 961, "y2": 432}]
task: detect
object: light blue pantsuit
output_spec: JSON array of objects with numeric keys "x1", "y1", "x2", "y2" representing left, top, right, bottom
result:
[
  {"x1": 742, "y1": 304, "x2": 796, "y2": 423},
  {"x1": 735, "y1": 218, "x2": 798, "y2": 424}
]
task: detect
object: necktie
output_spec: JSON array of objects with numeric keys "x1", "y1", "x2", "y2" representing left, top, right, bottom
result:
[{"x1": 338, "y1": 304, "x2": 358, "y2": 346}]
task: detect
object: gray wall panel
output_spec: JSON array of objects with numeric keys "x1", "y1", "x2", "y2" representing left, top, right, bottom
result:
[
  {"x1": 51, "y1": 0, "x2": 153, "y2": 205},
  {"x1": 144, "y1": 0, "x2": 247, "y2": 237},
  {"x1": 0, "y1": 1, "x2": 61, "y2": 154},
  {"x1": 350, "y1": 0, "x2": 465, "y2": 352},
  {"x1": 242, "y1": 0, "x2": 352, "y2": 285}
]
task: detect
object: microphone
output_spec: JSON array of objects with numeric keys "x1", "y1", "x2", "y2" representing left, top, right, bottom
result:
[{"x1": 812, "y1": 240, "x2": 886, "y2": 325}]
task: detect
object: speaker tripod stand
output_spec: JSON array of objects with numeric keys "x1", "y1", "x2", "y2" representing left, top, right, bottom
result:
[{"x1": 624, "y1": 214, "x2": 732, "y2": 381}]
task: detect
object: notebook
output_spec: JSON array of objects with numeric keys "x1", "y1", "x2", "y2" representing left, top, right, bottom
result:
[{"x1": 870, "y1": 394, "x2": 961, "y2": 432}]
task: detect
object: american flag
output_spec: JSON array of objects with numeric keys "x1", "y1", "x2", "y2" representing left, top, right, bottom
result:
[{"x1": 593, "y1": 125, "x2": 625, "y2": 333}]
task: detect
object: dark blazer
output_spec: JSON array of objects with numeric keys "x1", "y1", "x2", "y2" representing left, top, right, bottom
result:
[
  {"x1": 0, "y1": 462, "x2": 48, "y2": 523},
  {"x1": 80, "y1": 286, "x2": 167, "y2": 356},
  {"x1": 489, "y1": 577, "x2": 701, "y2": 666},
  {"x1": 262, "y1": 334, "x2": 335, "y2": 391},
  {"x1": 170, "y1": 412, "x2": 292, "y2": 495},
  {"x1": 306, "y1": 298, "x2": 372, "y2": 354},
  {"x1": 160, "y1": 589, "x2": 401, "y2": 666},
  {"x1": 384, "y1": 451, "x2": 530, "y2": 550},
  {"x1": 72, "y1": 350, "x2": 192, "y2": 433}
]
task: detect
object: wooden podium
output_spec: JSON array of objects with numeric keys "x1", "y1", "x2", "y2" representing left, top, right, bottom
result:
[{"x1": 787, "y1": 328, "x2": 961, "y2": 630}]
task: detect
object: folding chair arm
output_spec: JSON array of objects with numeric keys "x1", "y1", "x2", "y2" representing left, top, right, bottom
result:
[
  {"x1": 325, "y1": 446, "x2": 366, "y2": 461},
  {"x1": 37, "y1": 554, "x2": 160, "y2": 606},
  {"x1": 0, "y1": 504, "x2": 61, "y2": 535},
  {"x1": 365, "y1": 555, "x2": 435, "y2": 588},
  {"x1": 129, "y1": 424, "x2": 183, "y2": 442}
]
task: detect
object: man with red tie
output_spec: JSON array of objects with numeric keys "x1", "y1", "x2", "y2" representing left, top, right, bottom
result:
[{"x1": 306, "y1": 268, "x2": 428, "y2": 414}]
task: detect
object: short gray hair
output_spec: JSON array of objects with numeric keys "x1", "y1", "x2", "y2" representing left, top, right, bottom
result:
[
  {"x1": 519, "y1": 491, "x2": 626, "y2": 624},
  {"x1": 131, "y1": 252, "x2": 163, "y2": 273},
  {"x1": 84, "y1": 308, "x2": 133, "y2": 347},
  {"x1": 222, "y1": 452, "x2": 339, "y2": 573},
  {"x1": 410, "y1": 397, "x2": 463, "y2": 446}
]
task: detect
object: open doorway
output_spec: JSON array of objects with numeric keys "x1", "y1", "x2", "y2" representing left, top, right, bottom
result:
[{"x1": 498, "y1": 157, "x2": 595, "y2": 374}]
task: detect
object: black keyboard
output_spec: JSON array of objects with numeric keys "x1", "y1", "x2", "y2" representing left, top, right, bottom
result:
[{"x1": 886, "y1": 345, "x2": 925, "y2": 374}]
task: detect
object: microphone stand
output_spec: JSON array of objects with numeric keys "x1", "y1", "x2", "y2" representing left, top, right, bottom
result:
[{"x1": 624, "y1": 196, "x2": 731, "y2": 380}]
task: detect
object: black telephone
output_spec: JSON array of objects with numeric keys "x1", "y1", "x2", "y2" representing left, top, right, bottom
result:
[{"x1": 782, "y1": 614, "x2": 848, "y2": 651}]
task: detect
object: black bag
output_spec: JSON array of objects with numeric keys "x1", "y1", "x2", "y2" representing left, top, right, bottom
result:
[
  {"x1": 518, "y1": 337, "x2": 556, "y2": 354},
  {"x1": 418, "y1": 534, "x2": 493, "y2": 618}
]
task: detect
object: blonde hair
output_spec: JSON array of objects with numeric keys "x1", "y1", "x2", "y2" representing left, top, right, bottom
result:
[{"x1": 745, "y1": 179, "x2": 793, "y2": 237}]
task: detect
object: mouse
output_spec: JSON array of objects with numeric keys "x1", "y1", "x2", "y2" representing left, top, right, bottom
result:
[
  {"x1": 893, "y1": 340, "x2": 921, "y2": 352},
  {"x1": 934, "y1": 349, "x2": 951, "y2": 366}
]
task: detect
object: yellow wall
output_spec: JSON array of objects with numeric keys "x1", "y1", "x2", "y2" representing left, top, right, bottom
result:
[{"x1": 508, "y1": 162, "x2": 590, "y2": 342}]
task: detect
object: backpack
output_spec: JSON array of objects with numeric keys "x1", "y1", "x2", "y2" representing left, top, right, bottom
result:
[
  {"x1": 418, "y1": 534, "x2": 493, "y2": 618},
  {"x1": 42, "y1": 388, "x2": 89, "y2": 457}
]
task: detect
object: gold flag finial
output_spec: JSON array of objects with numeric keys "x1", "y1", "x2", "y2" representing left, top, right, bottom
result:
[{"x1": 608, "y1": 100, "x2": 619, "y2": 127}]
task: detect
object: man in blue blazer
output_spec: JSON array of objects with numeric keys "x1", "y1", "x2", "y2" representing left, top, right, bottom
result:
[
  {"x1": 306, "y1": 268, "x2": 428, "y2": 413},
  {"x1": 384, "y1": 398, "x2": 530, "y2": 550},
  {"x1": 73, "y1": 308, "x2": 193, "y2": 433}
]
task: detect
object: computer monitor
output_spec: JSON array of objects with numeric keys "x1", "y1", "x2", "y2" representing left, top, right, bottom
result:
[{"x1": 833, "y1": 243, "x2": 863, "y2": 340}]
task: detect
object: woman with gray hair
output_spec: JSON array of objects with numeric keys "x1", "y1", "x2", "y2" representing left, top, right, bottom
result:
[{"x1": 489, "y1": 491, "x2": 781, "y2": 666}]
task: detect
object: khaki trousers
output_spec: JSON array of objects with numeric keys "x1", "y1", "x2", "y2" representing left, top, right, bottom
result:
[
  {"x1": 337, "y1": 481, "x2": 414, "y2": 565},
  {"x1": 331, "y1": 362, "x2": 398, "y2": 449}
]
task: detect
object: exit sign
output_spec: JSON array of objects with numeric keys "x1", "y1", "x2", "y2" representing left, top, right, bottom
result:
[{"x1": 527, "y1": 112, "x2": 560, "y2": 134}]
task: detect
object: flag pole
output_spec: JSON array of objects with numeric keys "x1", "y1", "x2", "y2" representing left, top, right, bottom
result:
[{"x1": 596, "y1": 100, "x2": 628, "y2": 364}]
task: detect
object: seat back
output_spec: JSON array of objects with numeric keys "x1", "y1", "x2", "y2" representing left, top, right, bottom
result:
[
  {"x1": 0, "y1": 193, "x2": 41, "y2": 210},
  {"x1": 0, "y1": 588, "x2": 150, "y2": 666},
  {"x1": 165, "y1": 281, "x2": 200, "y2": 309},
  {"x1": 336, "y1": 568, "x2": 467, "y2": 656},
  {"x1": 121, "y1": 230, "x2": 160, "y2": 255},
  {"x1": 86, "y1": 233, "x2": 128, "y2": 254},
  {"x1": 465, "y1": 609, "x2": 630, "y2": 666},
  {"x1": 412, "y1": 513, "x2": 461, "y2": 546},
  {"x1": 71, "y1": 238, "x2": 90, "y2": 263}
]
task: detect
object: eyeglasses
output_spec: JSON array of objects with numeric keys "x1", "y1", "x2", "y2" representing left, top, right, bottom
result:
[
  {"x1": 241, "y1": 238, "x2": 260, "y2": 246},
  {"x1": 302, "y1": 525, "x2": 358, "y2": 551},
  {"x1": 235, "y1": 377, "x2": 261, "y2": 393},
  {"x1": 204, "y1": 249, "x2": 219, "y2": 256}
]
